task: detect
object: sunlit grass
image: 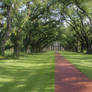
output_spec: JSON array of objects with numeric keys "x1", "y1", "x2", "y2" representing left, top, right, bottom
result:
[
  {"x1": 60, "y1": 51, "x2": 92, "y2": 80},
  {"x1": 0, "y1": 56, "x2": 5, "y2": 59},
  {"x1": 0, "y1": 51, "x2": 55, "y2": 92}
]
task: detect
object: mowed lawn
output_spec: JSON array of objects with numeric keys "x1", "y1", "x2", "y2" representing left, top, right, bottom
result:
[
  {"x1": 0, "y1": 52, "x2": 55, "y2": 92},
  {"x1": 60, "y1": 51, "x2": 92, "y2": 80}
]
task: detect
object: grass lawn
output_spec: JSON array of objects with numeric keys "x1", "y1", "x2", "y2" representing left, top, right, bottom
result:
[
  {"x1": 60, "y1": 51, "x2": 92, "y2": 80},
  {"x1": 0, "y1": 51, "x2": 55, "y2": 92}
]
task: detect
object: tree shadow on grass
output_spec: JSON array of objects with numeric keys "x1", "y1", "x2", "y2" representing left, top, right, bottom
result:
[
  {"x1": 0, "y1": 52, "x2": 55, "y2": 92},
  {"x1": 0, "y1": 66, "x2": 54, "y2": 92}
]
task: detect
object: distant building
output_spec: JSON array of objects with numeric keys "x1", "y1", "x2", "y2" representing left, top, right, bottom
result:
[{"x1": 48, "y1": 41, "x2": 64, "y2": 51}]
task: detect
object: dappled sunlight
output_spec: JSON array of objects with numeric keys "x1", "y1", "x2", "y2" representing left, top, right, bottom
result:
[
  {"x1": 16, "y1": 84, "x2": 25, "y2": 88},
  {"x1": 0, "y1": 78, "x2": 14, "y2": 82},
  {"x1": 0, "y1": 52, "x2": 55, "y2": 92},
  {"x1": 3, "y1": 63, "x2": 54, "y2": 68}
]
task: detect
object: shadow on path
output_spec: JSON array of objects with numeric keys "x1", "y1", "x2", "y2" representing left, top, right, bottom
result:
[{"x1": 55, "y1": 53, "x2": 92, "y2": 92}]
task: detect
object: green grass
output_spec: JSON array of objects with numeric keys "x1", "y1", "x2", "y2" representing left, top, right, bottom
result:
[
  {"x1": 60, "y1": 51, "x2": 92, "y2": 80},
  {"x1": 0, "y1": 51, "x2": 55, "y2": 92}
]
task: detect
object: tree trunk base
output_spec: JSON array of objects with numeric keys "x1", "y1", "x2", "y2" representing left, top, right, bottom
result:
[{"x1": 87, "y1": 48, "x2": 92, "y2": 54}]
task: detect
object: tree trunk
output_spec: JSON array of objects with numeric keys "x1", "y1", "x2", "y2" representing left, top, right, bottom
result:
[
  {"x1": 80, "y1": 42, "x2": 85, "y2": 52},
  {"x1": 0, "y1": 42, "x2": 5, "y2": 56},
  {"x1": 14, "y1": 45, "x2": 20, "y2": 56},
  {"x1": 0, "y1": 6, "x2": 11, "y2": 56},
  {"x1": 13, "y1": 30, "x2": 21, "y2": 56}
]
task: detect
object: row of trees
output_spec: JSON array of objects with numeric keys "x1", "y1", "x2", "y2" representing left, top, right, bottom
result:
[
  {"x1": 0, "y1": 0, "x2": 60, "y2": 56},
  {"x1": 57, "y1": 0, "x2": 92, "y2": 53},
  {"x1": 0, "y1": 0, "x2": 92, "y2": 56}
]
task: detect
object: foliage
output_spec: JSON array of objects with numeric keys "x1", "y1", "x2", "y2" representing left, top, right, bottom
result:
[{"x1": 0, "y1": 0, "x2": 92, "y2": 55}]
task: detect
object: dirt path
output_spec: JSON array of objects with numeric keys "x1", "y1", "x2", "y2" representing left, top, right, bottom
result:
[{"x1": 55, "y1": 53, "x2": 92, "y2": 92}]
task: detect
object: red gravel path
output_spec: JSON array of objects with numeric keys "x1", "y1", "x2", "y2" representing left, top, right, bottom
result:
[{"x1": 55, "y1": 53, "x2": 92, "y2": 92}]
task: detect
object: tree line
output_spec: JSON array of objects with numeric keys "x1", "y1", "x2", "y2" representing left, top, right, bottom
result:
[{"x1": 0, "y1": 0, "x2": 92, "y2": 56}]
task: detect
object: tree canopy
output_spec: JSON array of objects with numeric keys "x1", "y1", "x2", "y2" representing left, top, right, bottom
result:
[{"x1": 0, "y1": 0, "x2": 92, "y2": 56}]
